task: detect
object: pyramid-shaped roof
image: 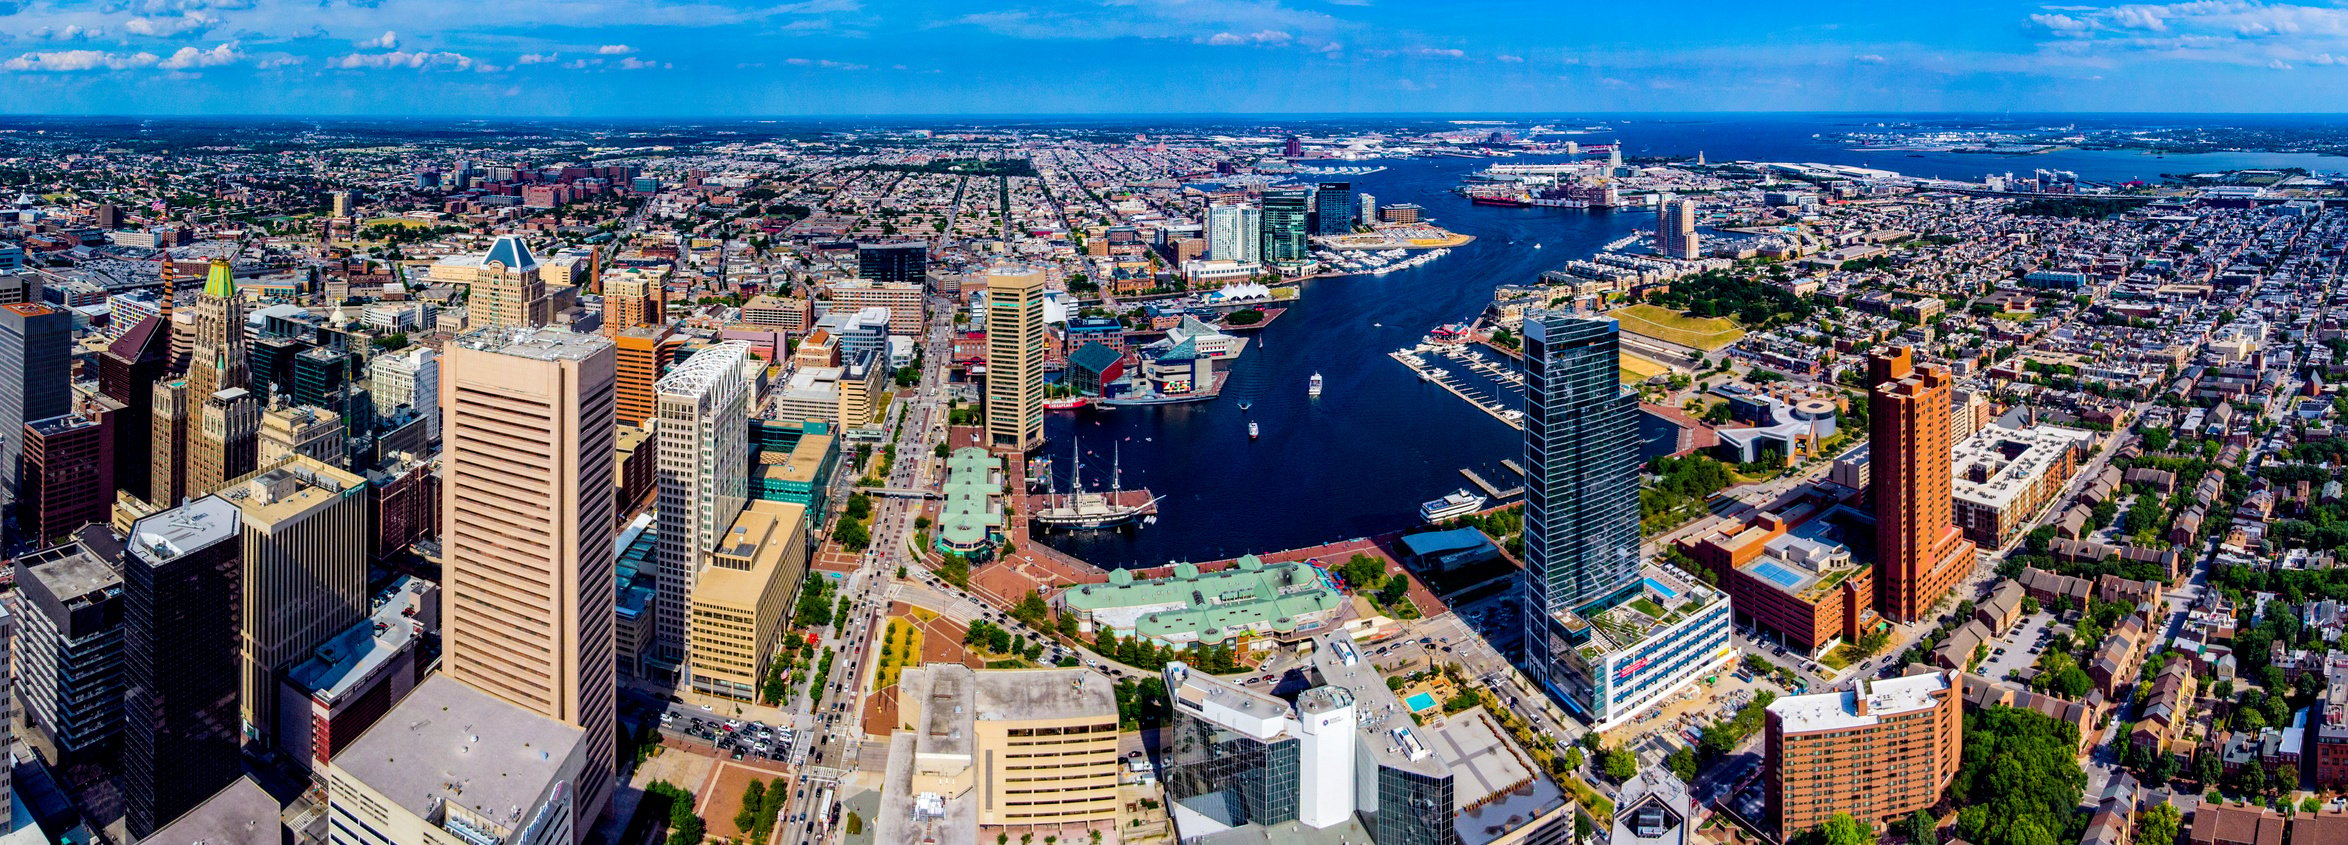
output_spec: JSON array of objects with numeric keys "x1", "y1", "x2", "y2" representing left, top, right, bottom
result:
[
  {"x1": 481, "y1": 235, "x2": 539, "y2": 273},
  {"x1": 203, "y1": 260, "x2": 235, "y2": 298}
]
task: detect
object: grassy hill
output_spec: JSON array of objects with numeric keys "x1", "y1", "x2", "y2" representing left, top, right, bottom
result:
[{"x1": 1609, "y1": 304, "x2": 1745, "y2": 352}]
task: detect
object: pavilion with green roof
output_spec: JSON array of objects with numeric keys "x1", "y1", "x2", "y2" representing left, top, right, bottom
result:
[{"x1": 1059, "y1": 555, "x2": 1344, "y2": 647}]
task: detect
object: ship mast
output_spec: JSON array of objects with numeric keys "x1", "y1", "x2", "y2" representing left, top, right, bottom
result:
[{"x1": 1112, "y1": 442, "x2": 1122, "y2": 494}]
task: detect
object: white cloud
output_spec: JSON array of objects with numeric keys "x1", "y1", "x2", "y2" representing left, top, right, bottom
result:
[
  {"x1": 1203, "y1": 29, "x2": 1291, "y2": 46},
  {"x1": 122, "y1": 13, "x2": 219, "y2": 37},
  {"x1": 784, "y1": 56, "x2": 865, "y2": 69},
  {"x1": 1495, "y1": 54, "x2": 1524, "y2": 62},
  {"x1": 1410, "y1": 46, "x2": 1465, "y2": 58},
  {"x1": 3, "y1": 49, "x2": 162, "y2": 71},
  {"x1": 596, "y1": 44, "x2": 633, "y2": 54},
  {"x1": 518, "y1": 52, "x2": 558, "y2": 64},
  {"x1": 158, "y1": 41, "x2": 242, "y2": 69},
  {"x1": 331, "y1": 49, "x2": 480, "y2": 71},
  {"x1": 33, "y1": 25, "x2": 105, "y2": 41},
  {"x1": 2029, "y1": 13, "x2": 2090, "y2": 34},
  {"x1": 359, "y1": 30, "x2": 398, "y2": 50},
  {"x1": 257, "y1": 53, "x2": 303, "y2": 68},
  {"x1": 1855, "y1": 53, "x2": 1888, "y2": 63},
  {"x1": 615, "y1": 56, "x2": 666, "y2": 69}
]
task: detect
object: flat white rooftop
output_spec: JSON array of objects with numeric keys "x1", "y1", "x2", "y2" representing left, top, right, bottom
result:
[{"x1": 1767, "y1": 670, "x2": 1950, "y2": 734}]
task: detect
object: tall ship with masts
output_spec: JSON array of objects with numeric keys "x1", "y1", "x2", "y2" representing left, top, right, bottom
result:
[{"x1": 1031, "y1": 439, "x2": 1162, "y2": 530}]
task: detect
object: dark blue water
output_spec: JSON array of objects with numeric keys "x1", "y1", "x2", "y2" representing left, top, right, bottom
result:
[
  {"x1": 1042, "y1": 156, "x2": 1644, "y2": 566},
  {"x1": 1040, "y1": 116, "x2": 2344, "y2": 568}
]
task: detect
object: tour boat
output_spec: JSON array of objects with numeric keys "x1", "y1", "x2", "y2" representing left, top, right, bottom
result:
[
  {"x1": 1419, "y1": 489, "x2": 1488, "y2": 523},
  {"x1": 1309, "y1": 372, "x2": 1324, "y2": 398}
]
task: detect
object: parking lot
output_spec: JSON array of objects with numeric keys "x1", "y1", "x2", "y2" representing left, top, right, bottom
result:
[
  {"x1": 1977, "y1": 611, "x2": 2059, "y2": 682},
  {"x1": 659, "y1": 710, "x2": 796, "y2": 764}
]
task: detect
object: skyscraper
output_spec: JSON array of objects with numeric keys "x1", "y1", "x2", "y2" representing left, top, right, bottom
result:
[
  {"x1": 1260, "y1": 188, "x2": 1311, "y2": 264},
  {"x1": 1206, "y1": 203, "x2": 1261, "y2": 264},
  {"x1": 20, "y1": 412, "x2": 110, "y2": 545},
  {"x1": 1312, "y1": 182, "x2": 1355, "y2": 236},
  {"x1": 366, "y1": 345, "x2": 438, "y2": 438},
  {"x1": 1658, "y1": 198, "x2": 1701, "y2": 260},
  {"x1": 614, "y1": 325, "x2": 683, "y2": 427},
  {"x1": 149, "y1": 381, "x2": 191, "y2": 509},
  {"x1": 652, "y1": 341, "x2": 752, "y2": 668},
  {"x1": 185, "y1": 260, "x2": 259, "y2": 499},
  {"x1": 1521, "y1": 312, "x2": 1642, "y2": 617},
  {"x1": 1869, "y1": 347, "x2": 1977, "y2": 623},
  {"x1": 15, "y1": 529, "x2": 125, "y2": 763},
  {"x1": 222, "y1": 456, "x2": 368, "y2": 753},
  {"x1": 440, "y1": 328, "x2": 618, "y2": 824},
  {"x1": 100, "y1": 302, "x2": 171, "y2": 503},
  {"x1": 0, "y1": 303, "x2": 72, "y2": 500},
  {"x1": 471, "y1": 235, "x2": 551, "y2": 331},
  {"x1": 120, "y1": 495, "x2": 243, "y2": 839},
  {"x1": 600, "y1": 271, "x2": 664, "y2": 335},
  {"x1": 856, "y1": 242, "x2": 927, "y2": 284},
  {"x1": 1520, "y1": 311, "x2": 1732, "y2": 728},
  {"x1": 984, "y1": 266, "x2": 1045, "y2": 454}
]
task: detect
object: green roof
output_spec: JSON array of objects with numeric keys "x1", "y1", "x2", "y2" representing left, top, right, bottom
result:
[
  {"x1": 939, "y1": 447, "x2": 1004, "y2": 551},
  {"x1": 1065, "y1": 555, "x2": 1342, "y2": 643},
  {"x1": 203, "y1": 260, "x2": 235, "y2": 298}
]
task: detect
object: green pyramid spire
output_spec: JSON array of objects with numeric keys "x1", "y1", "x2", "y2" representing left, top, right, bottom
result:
[{"x1": 203, "y1": 259, "x2": 235, "y2": 298}]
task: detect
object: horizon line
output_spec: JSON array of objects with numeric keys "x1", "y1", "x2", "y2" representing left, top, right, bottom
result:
[{"x1": 7, "y1": 110, "x2": 2348, "y2": 122}]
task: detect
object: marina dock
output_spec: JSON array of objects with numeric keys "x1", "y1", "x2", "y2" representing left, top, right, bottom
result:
[
  {"x1": 1389, "y1": 347, "x2": 1525, "y2": 430},
  {"x1": 1459, "y1": 467, "x2": 1524, "y2": 500}
]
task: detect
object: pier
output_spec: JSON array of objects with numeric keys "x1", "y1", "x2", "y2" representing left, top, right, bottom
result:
[
  {"x1": 1459, "y1": 467, "x2": 1524, "y2": 500},
  {"x1": 1388, "y1": 347, "x2": 1524, "y2": 430}
]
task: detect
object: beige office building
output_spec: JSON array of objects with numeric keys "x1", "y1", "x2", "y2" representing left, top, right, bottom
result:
[
  {"x1": 653, "y1": 341, "x2": 752, "y2": 668},
  {"x1": 826, "y1": 279, "x2": 924, "y2": 335},
  {"x1": 186, "y1": 260, "x2": 259, "y2": 499},
  {"x1": 984, "y1": 266, "x2": 1046, "y2": 454},
  {"x1": 220, "y1": 455, "x2": 369, "y2": 752},
  {"x1": 891, "y1": 664, "x2": 1120, "y2": 832},
  {"x1": 466, "y1": 236, "x2": 552, "y2": 331},
  {"x1": 686, "y1": 500, "x2": 809, "y2": 702},
  {"x1": 440, "y1": 328, "x2": 618, "y2": 825},
  {"x1": 601, "y1": 270, "x2": 665, "y2": 335},
  {"x1": 258, "y1": 404, "x2": 346, "y2": 468}
]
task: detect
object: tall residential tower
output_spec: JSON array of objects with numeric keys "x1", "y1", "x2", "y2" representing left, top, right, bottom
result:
[
  {"x1": 1520, "y1": 312, "x2": 1732, "y2": 729},
  {"x1": 1869, "y1": 347, "x2": 1977, "y2": 623}
]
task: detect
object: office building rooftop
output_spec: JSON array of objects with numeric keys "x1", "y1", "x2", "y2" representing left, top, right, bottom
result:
[
  {"x1": 127, "y1": 496, "x2": 239, "y2": 568},
  {"x1": 139, "y1": 775, "x2": 285, "y2": 845},
  {"x1": 1307, "y1": 634, "x2": 1445, "y2": 778},
  {"x1": 453, "y1": 326, "x2": 610, "y2": 360},
  {"x1": 284, "y1": 576, "x2": 432, "y2": 704},
  {"x1": 220, "y1": 459, "x2": 363, "y2": 528},
  {"x1": 333, "y1": 674, "x2": 584, "y2": 835},
  {"x1": 17, "y1": 528, "x2": 123, "y2": 603}
]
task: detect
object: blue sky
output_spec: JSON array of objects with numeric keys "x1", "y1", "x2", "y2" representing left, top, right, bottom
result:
[{"x1": 4, "y1": 0, "x2": 2348, "y2": 115}]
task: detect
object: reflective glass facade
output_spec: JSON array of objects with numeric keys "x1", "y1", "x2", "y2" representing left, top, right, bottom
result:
[
  {"x1": 1520, "y1": 313, "x2": 1642, "y2": 686},
  {"x1": 1163, "y1": 707, "x2": 1300, "y2": 827},
  {"x1": 1261, "y1": 189, "x2": 1312, "y2": 263},
  {"x1": 1371, "y1": 765, "x2": 1458, "y2": 845}
]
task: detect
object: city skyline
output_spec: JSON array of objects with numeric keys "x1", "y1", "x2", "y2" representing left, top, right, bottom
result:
[{"x1": 14, "y1": 1, "x2": 2348, "y2": 115}]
